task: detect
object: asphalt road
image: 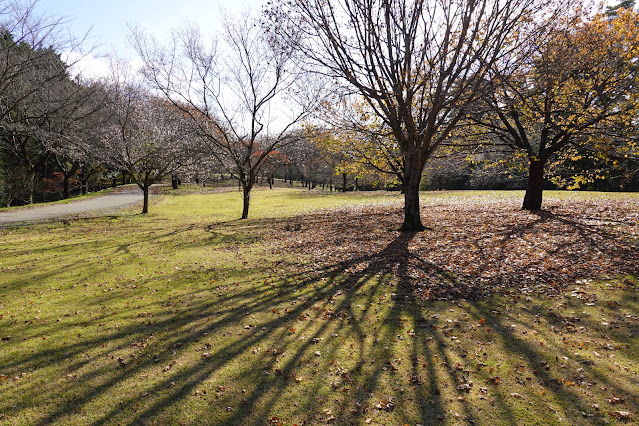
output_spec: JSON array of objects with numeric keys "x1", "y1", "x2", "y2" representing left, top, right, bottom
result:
[{"x1": 0, "y1": 186, "x2": 145, "y2": 225}]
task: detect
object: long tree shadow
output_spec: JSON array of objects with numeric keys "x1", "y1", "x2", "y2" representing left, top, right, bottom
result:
[
  {"x1": 1, "y1": 198, "x2": 637, "y2": 424},
  {"x1": 1, "y1": 227, "x2": 460, "y2": 425},
  {"x1": 463, "y1": 291, "x2": 639, "y2": 424},
  {"x1": 219, "y1": 229, "x2": 489, "y2": 425}
]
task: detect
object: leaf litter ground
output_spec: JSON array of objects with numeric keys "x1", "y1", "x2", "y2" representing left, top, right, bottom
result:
[{"x1": 271, "y1": 196, "x2": 639, "y2": 300}]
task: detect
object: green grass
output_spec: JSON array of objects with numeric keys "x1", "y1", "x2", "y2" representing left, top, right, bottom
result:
[
  {"x1": 157, "y1": 186, "x2": 401, "y2": 220},
  {"x1": 0, "y1": 188, "x2": 637, "y2": 425}
]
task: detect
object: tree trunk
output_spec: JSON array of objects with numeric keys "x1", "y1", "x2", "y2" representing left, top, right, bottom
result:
[
  {"x1": 241, "y1": 184, "x2": 251, "y2": 219},
  {"x1": 27, "y1": 170, "x2": 35, "y2": 205},
  {"x1": 63, "y1": 175, "x2": 71, "y2": 199},
  {"x1": 400, "y1": 156, "x2": 425, "y2": 231},
  {"x1": 401, "y1": 182, "x2": 425, "y2": 231},
  {"x1": 142, "y1": 187, "x2": 149, "y2": 214},
  {"x1": 522, "y1": 160, "x2": 545, "y2": 211},
  {"x1": 342, "y1": 173, "x2": 347, "y2": 192}
]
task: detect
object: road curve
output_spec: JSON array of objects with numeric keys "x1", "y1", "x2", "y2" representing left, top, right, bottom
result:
[{"x1": 0, "y1": 186, "x2": 146, "y2": 225}]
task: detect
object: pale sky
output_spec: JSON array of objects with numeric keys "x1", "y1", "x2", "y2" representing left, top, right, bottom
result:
[{"x1": 35, "y1": 0, "x2": 266, "y2": 78}]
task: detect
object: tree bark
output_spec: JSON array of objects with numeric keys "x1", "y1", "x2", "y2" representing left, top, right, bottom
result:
[
  {"x1": 63, "y1": 175, "x2": 70, "y2": 199},
  {"x1": 401, "y1": 182, "x2": 425, "y2": 231},
  {"x1": 79, "y1": 167, "x2": 94, "y2": 196},
  {"x1": 400, "y1": 155, "x2": 425, "y2": 231},
  {"x1": 57, "y1": 160, "x2": 79, "y2": 200},
  {"x1": 27, "y1": 170, "x2": 35, "y2": 205},
  {"x1": 522, "y1": 160, "x2": 545, "y2": 211},
  {"x1": 142, "y1": 187, "x2": 150, "y2": 214},
  {"x1": 241, "y1": 184, "x2": 251, "y2": 219},
  {"x1": 342, "y1": 173, "x2": 347, "y2": 192}
]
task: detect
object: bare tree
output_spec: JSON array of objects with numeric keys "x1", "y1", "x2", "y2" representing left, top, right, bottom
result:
[
  {"x1": 41, "y1": 78, "x2": 111, "y2": 198},
  {"x1": 269, "y1": 0, "x2": 558, "y2": 230},
  {"x1": 132, "y1": 12, "x2": 323, "y2": 219},
  {"x1": 101, "y1": 63, "x2": 197, "y2": 214}
]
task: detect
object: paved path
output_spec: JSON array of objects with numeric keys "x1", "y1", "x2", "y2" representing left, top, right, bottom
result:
[{"x1": 0, "y1": 186, "x2": 146, "y2": 225}]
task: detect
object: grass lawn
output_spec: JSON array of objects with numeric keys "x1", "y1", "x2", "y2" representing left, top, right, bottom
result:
[{"x1": 0, "y1": 187, "x2": 638, "y2": 425}]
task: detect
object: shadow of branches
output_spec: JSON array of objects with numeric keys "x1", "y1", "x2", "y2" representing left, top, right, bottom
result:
[{"x1": 0, "y1": 196, "x2": 637, "y2": 424}]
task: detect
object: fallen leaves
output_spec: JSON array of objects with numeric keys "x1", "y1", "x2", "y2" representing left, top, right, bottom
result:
[
  {"x1": 611, "y1": 410, "x2": 632, "y2": 420},
  {"x1": 322, "y1": 408, "x2": 335, "y2": 422},
  {"x1": 607, "y1": 395, "x2": 625, "y2": 405},
  {"x1": 373, "y1": 397, "x2": 395, "y2": 412},
  {"x1": 290, "y1": 373, "x2": 304, "y2": 383},
  {"x1": 268, "y1": 200, "x2": 639, "y2": 300},
  {"x1": 457, "y1": 383, "x2": 472, "y2": 393}
]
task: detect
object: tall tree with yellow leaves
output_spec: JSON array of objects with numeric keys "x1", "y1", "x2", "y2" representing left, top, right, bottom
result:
[{"x1": 472, "y1": 7, "x2": 639, "y2": 210}]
